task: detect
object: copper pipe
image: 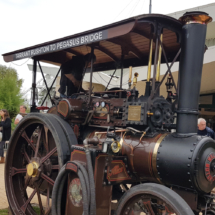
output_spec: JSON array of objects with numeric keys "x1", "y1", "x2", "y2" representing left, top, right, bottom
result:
[
  {"x1": 147, "y1": 39, "x2": 153, "y2": 82},
  {"x1": 95, "y1": 129, "x2": 127, "y2": 135},
  {"x1": 122, "y1": 132, "x2": 133, "y2": 151},
  {"x1": 156, "y1": 34, "x2": 163, "y2": 82}
]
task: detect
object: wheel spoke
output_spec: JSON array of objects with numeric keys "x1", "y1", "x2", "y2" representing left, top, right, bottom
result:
[
  {"x1": 23, "y1": 175, "x2": 31, "y2": 191},
  {"x1": 6, "y1": 118, "x2": 62, "y2": 215},
  {"x1": 11, "y1": 167, "x2": 26, "y2": 176},
  {"x1": 52, "y1": 165, "x2": 59, "y2": 170},
  {"x1": 45, "y1": 184, "x2": 50, "y2": 213},
  {"x1": 23, "y1": 148, "x2": 31, "y2": 164},
  {"x1": 35, "y1": 128, "x2": 42, "y2": 158},
  {"x1": 36, "y1": 188, "x2": 44, "y2": 215},
  {"x1": 142, "y1": 199, "x2": 155, "y2": 215},
  {"x1": 21, "y1": 188, "x2": 37, "y2": 213},
  {"x1": 22, "y1": 130, "x2": 35, "y2": 149},
  {"x1": 22, "y1": 130, "x2": 41, "y2": 157},
  {"x1": 41, "y1": 147, "x2": 57, "y2": 164},
  {"x1": 45, "y1": 207, "x2": 51, "y2": 215},
  {"x1": 43, "y1": 125, "x2": 49, "y2": 153},
  {"x1": 41, "y1": 173, "x2": 55, "y2": 186}
]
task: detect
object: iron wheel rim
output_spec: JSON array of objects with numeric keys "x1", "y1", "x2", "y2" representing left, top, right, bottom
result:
[{"x1": 5, "y1": 118, "x2": 61, "y2": 215}]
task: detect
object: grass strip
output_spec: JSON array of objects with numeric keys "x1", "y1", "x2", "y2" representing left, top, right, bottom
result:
[{"x1": 0, "y1": 206, "x2": 40, "y2": 214}]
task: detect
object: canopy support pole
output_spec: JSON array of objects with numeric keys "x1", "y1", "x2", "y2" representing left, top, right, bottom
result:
[
  {"x1": 120, "y1": 53, "x2": 124, "y2": 98},
  {"x1": 88, "y1": 47, "x2": 95, "y2": 105},
  {"x1": 41, "y1": 67, "x2": 61, "y2": 106},
  {"x1": 31, "y1": 59, "x2": 38, "y2": 112},
  {"x1": 151, "y1": 34, "x2": 159, "y2": 95},
  {"x1": 105, "y1": 67, "x2": 117, "y2": 91},
  {"x1": 151, "y1": 48, "x2": 181, "y2": 100},
  {"x1": 38, "y1": 61, "x2": 54, "y2": 106}
]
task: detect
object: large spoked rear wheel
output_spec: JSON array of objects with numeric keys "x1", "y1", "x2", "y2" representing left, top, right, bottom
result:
[
  {"x1": 115, "y1": 183, "x2": 194, "y2": 215},
  {"x1": 5, "y1": 113, "x2": 76, "y2": 215}
]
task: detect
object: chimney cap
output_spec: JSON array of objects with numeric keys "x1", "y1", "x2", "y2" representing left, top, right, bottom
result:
[{"x1": 179, "y1": 11, "x2": 212, "y2": 25}]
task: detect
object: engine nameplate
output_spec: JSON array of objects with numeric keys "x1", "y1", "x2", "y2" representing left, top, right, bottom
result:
[{"x1": 128, "y1": 105, "x2": 141, "y2": 121}]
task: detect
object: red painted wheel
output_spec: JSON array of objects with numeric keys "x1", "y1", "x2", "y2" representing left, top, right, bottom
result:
[
  {"x1": 5, "y1": 113, "x2": 73, "y2": 215},
  {"x1": 115, "y1": 183, "x2": 194, "y2": 215}
]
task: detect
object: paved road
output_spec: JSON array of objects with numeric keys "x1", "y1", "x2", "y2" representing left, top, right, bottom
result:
[{"x1": 0, "y1": 163, "x2": 9, "y2": 209}]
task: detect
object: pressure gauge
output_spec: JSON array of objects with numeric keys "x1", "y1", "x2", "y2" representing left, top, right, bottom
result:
[
  {"x1": 101, "y1": 102, "x2": 105, "y2": 107},
  {"x1": 95, "y1": 102, "x2": 100, "y2": 107}
]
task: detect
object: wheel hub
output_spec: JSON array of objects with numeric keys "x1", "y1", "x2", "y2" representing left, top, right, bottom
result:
[{"x1": 27, "y1": 162, "x2": 39, "y2": 177}]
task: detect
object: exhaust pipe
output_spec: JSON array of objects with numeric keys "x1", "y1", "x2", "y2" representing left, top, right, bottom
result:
[{"x1": 176, "y1": 11, "x2": 212, "y2": 135}]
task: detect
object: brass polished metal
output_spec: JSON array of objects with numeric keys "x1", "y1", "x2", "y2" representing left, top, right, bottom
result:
[
  {"x1": 111, "y1": 141, "x2": 122, "y2": 153},
  {"x1": 179, "y1": 14, "x2": 212, "y2": 25},
  {"x1": 147, "y1": 112, "x2": 154, "y2": 116},
  {"x1": 140, "y1": 131, "x2": 146, "y2": 141},
  {"x1": 95, "y1": 129, "x2": 127, "y2": 136},
  {"x1": 128, "y1": 66, "x2": 132, "y2": 84},
  {"x1": 133, "y1": 72, "x2": 139, "y2": 87},
  {"x1": 152, "y1": 133, "x2": 168, "y2": 184},
  {"x1": 156, "y1": 34, "x2": 163, "y2": 82},
  {"x1": 128, "y1": 106, "x2": 141, "y2": 121},
  {"x1": 147, "y1": 39, "x2": 153, "y2": 82},
  {"x1": 27, "y1": 162, "x2": 39, "y2": 177},
  {"x1": 119, "y1": 138, "x2": 123, "y2": 146},
  {"x1": 94, "y1": 106, "x2": 108, "y2": 117}
]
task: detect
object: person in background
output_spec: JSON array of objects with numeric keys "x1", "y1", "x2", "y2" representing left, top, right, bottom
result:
[
  {"x1": 198, "y1": 118, "x2": 215, "y2": 139},
  {"x1": 58, "y1": 53, "x2": 96, "y2": 98},
  {"x1": 0, "y1": 109, "x2": 11, "y2": 163},
  {"x1": 14, "y1": 105, "x2": 27, "y2": 125}
]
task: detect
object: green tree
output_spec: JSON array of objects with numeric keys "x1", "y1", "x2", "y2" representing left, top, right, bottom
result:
[{"x1": 0, "y1": 65, "x2": 24, "y2": 118}]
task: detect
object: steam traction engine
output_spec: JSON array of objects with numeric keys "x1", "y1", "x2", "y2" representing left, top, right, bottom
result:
[{"x1": 2, "y1": 11, "x2": 215, "y2": 215}]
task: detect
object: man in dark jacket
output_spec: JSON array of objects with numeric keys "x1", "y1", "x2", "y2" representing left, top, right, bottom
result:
[
  {"x1": 58, "y1": 53, "x2": 96, "y2": 98},
  {"x1": 198, "y1": 118, "x2": 215, "y2": 139}
]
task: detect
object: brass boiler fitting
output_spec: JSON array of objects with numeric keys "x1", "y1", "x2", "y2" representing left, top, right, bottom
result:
[
  {"x1": 156, "y1": 34, "x2": 163, "y2": 82},
  {"x1": 147, "y1": 39, "x2": 153, "y2": 82},
  {"x1": 133, "y1": 72, "x2": 139, "y2": 88}
]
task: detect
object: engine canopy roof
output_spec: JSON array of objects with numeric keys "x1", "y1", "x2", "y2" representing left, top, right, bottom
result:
[{"x1": 2, "y1": 14, "x2": 182, "y2": 72}]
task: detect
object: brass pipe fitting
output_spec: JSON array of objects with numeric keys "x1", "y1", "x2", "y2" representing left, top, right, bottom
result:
[
  {"x1": 147, "y1": 39, "x2": 153, "y2": 82},
  {"x1": 156, "y1": 34, "x2": 163, "y2": 82}
]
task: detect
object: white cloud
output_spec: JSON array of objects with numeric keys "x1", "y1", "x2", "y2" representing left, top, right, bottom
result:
[{"x1": 1, "y1": 0, "x2": 215, "y2": 92}]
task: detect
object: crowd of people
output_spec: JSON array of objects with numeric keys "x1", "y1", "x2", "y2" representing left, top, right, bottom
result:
[{"x1": 0, "y1": 105, "x2": 26, "y2": 163}]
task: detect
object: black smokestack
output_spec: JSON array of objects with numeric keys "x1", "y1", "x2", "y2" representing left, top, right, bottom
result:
[{"x1": 176, "y1": 12, "x2": 212, "y2": 135}]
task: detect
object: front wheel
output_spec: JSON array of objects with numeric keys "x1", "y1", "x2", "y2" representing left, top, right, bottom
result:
[
  {"x1": 115, "y1": 183, "x2": 194, "y2": 215},
  {"x1": 5, "y1": 113, "x2": 74, "y2": 215}
]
